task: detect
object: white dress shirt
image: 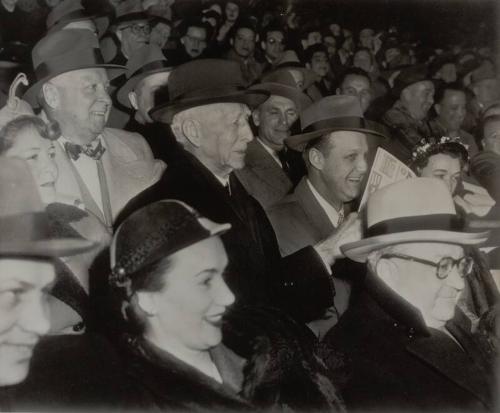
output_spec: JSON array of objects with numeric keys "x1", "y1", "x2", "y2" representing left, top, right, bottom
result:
[
  {"x1": 306, "y1": 179, "x2": 344, "y2": 228},
  {"x1": 58, "y1": 135, "x2": 106, "y2": 214}
]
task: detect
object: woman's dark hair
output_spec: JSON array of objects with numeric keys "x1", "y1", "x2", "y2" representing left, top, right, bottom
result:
[
  {"x1": 109, "y1": 255, "x2": 172, "y2": 335},
  {"x1": 0, "y1": 115, "x2": 57, "y2": 154},
  {"x1": 410, "y1": 137, "x2": 469, "y2": 173}
]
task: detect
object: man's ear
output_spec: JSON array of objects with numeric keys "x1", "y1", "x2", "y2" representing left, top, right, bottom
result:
[
  {"x1": 308, "y1": 147, "x2": 324, "y2": 170},
  {"x1": 180, "y1": 36, "x2": 186, "y2": 46},
  {"x1": 260, "y1": 41, "x2": 266, "y2": 51},
  {"x1": 136, "y1": 291, "x2": 157, "y2": 316},
  {"x1": 128, "y1": 91, "x2": 139, "y2": 111},
  {"x1": 251, "y1": 108, "x2": 260, "y2": 126},
  {"x1": 301, "y1": 39, "x2": 308, "y2": 50},
  {"x1": 42, "y1": 82, "x2": 60, "y2": 110},
  {"x1": 306, "y1": 62, "x2": 311, "y2": 70},
  {"x1": 181, "y1": 118, "x2": 202, "y2": 147},
  {"x1": 229, "y1": 38, "x2": 234, "y2": 47},
  {"x1": 115, "y1": 27, "x2": 123, "y2": 42},
  {"x1": 434, "y1": 103, "x2": 441, "y2": 116}
]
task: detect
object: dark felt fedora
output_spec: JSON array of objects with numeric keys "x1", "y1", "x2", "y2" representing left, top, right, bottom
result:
[
  {"x1": 391, "y1": 64, "x2": 431, "y2": 98},
  {"x1": 111, "y1": 1, "x2": 151, "y2": 27},
  {"x1": 110, "y1": 200, "x2": 230, "y2": 278},
  {"x1": 251, "y1": 70, "x2": 312, "y2": 111},
  {"x1": 0, "y1": 157, "x2": 95, "y2": 257},
  {"x1": 23, "y1": 29, "x2": 125, "y2": 107},
  {"x1": 150, "y1": 59, "x2": 269, "y2": 124},
  {"x1": 116, "y1": 44, "x2": 174, "y2": 109},
  {"x1": 46, "y1": 0, "x2": 110, "y2": 38},
  {"x1": 286, "y1": 95, "x2": 387, "y2": 151}
]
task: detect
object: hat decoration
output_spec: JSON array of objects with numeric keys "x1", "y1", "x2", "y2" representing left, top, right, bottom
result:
[{"x1": 410, "y1": 136, "x2": 470, "y2": 167}]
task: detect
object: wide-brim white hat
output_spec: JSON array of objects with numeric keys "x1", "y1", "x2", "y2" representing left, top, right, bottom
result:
[{"x1": 342, "y1": 178, "x2": 490, "y2": 262}]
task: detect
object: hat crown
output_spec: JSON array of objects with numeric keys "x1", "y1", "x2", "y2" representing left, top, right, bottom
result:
[
  {"x1": 168, "y1": 59, "x2": 245, "y2": 102},
  {"x1": 392, "y1": 64, "x2": 430, "y2": 96},
  {"x1": 366, "y1": 178, "x2": 456, "y2": 229},
  {"x1": 300, "y1": 95, "x2": 364, "y2": 131},
  {"x1": 46, "y1": 0, "x2": 85, "y2": 29},
  {"x1": 126, "y1": 44, "x2": 167, "y2": 78},
  {"x1": 32, "y1": 29, "x2": 100, "y2": 71}
]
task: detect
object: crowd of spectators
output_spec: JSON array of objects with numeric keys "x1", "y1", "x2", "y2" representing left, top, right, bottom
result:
[{"x1": 0, "y1": 0, "x2": 499, "y2": 411}]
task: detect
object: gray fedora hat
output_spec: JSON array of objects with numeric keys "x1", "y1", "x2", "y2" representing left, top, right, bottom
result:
[{"x1": 286, "y1": 95, "x2": 387, "y2": 151}]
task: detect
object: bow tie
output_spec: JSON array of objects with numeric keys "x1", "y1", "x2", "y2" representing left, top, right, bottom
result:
[{"x1": 64, "y1": 139, "x2": 106, "y2": 161}]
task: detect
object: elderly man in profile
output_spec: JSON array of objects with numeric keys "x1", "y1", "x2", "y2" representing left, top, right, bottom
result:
[
  {"x1": 23, "y1": 29, "x2": 165, "y2": 229},
  {"x1": 235, "y1": 71, "x2": 311, "y2": 208},
  {"x1": 267, "y1": 95, "x2": 386, "y2": 338},
  {"x1": 383, "y1": 65, "x2": 434, "y2": 161},
  {"x1": 117, "y1": 59, "x2": 361, "y2": 325},
  {"x1": 323, "y1": 177, "x2": 493, "y2": 411}
]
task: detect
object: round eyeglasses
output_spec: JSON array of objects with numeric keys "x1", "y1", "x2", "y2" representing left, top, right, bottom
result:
[
  {"x1": 119, "y1": 23, "x2": 152, "y2": 36},
  {"x1": 380, "y1": 253, "x2": 474, "y2": 280}
]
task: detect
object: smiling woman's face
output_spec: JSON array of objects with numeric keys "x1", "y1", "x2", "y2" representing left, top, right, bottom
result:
[{"x1": 4, "y1": 126, "x2": 58, "y2": 204}]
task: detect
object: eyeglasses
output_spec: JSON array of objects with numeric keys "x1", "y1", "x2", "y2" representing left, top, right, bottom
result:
[
  {"x1": 119, "y1": 23, "x2": 151, "y2": 36},
  {"x1": 380, "y1": 253, "x2": 474, "y2": 280},
  {"x1": 184, "y1": 35, "x2": 207, "y2": 45}
]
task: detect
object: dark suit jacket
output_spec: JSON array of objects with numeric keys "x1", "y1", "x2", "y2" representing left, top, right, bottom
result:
[
  {"x1": 323, "y1": 270, "x2": 493, "y2": 411},
  {"x1": 116, "y1": 149, "x2": 334, "y2": 323},
  {"x1": 235, "y1": 139, "x2": 293, "y2": 209},
  {"x1": 267, "y1": 178, "x2": 360, "y2": 336}
]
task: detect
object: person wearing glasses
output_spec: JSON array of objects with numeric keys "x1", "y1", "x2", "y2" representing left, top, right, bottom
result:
[
  {"x1": 322, "y1": 178, "x2": 495, "y2": 411},
  {"x1": 165, "y1": 18, "x2": 211, "y2": 66}
]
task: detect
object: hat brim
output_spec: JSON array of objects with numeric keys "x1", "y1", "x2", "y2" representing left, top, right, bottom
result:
[
  {"x1": 112, "y1": 12, "x2": 151, "y2": 27},
  {"x1": 341, "y1": 229, "x2": 490, "y2": 263},
  {"x1": 24, "y1": 63, "x2": 126, "y2": 108},
  {"x1": 0, "y1": 237, "x2": 96, "y2": 257},
  {"x1": 249, "y1": 82, "x2": 311, "y2": 111},
  {"x1": 117, "y1": 66, "x2": 174, "y2": 109},
  {"x1": 150, "y1": 89, "x2": 270, "y2": 124},
  {"x1": 286, "y1": 120, "x2": 387, "y2": 152}
]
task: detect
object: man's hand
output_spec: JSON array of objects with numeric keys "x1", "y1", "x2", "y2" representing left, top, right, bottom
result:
[{"x1": 314, "y1": 212, "x2": 363, "y2": 266}]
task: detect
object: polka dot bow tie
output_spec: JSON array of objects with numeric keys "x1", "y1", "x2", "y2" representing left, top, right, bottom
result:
[{"x1": 64, "y1": 139, "x2": 106, "y2": 161}]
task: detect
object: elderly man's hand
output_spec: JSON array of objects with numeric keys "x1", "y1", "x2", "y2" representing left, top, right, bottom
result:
[{"x1": 314, "y1": 212, "x2": 363, "y2": 267}]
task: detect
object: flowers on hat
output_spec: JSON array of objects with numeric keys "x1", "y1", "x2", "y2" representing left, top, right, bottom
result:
[{"x1": 410, "y1": 136, "x2": 470, "y2": 167}]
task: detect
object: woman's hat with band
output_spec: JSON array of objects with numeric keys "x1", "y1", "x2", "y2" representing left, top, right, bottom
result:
[
  {"x1": 0, "y1": 157, "x2": 95, "y2": 257},
  {"x1": 110, "y1": 200, "x2": 231, "y2": 279},
  {"x1": 286, "y1": 95, "x2": 387, "y2": 152},
  {"x1": 341, "y1": 178, "x2": 490, "y2": 262},
  {"x1": 23, "y1": 29, "x2": 125, "y2": 107}
]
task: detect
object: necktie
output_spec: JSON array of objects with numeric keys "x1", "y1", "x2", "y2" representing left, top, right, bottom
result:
[
  {"x1": 64, "y1": 139, "x2": 113, "y2": 228},
  {"x1": 337, "y1": 208, "x2": 344, "y2": 227},
  {"x1": 277, "y1": 149, "x2": 291, "y2": 177}
]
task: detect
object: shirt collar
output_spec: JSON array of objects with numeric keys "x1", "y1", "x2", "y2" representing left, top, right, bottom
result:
[{"x1": 306, "y1": 178, "x2": 344, "y2": 228}]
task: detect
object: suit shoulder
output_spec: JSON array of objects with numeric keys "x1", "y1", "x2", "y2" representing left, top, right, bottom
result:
[{"x1": 104, "y1": 127, "x2": 153, "y2": 157}]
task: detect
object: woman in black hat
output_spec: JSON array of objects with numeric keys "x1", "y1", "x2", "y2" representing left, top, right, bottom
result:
[
  {"x1": 109, "y1": 200, "x2": 345, "y2": 412},
  {"x1": 0, "y1": 115, "x2": 111, "y2": 335}
]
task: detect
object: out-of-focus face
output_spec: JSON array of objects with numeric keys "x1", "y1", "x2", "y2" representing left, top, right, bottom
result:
[
  {"x1": 472, "y1": 78, "x2": 500, "y2": 109},
  {"x1": 150, "y1": 22, "x2": 171, "y2": 49},
  {"x1": 309, "y1": 51, "x2": 329, "y2": 78},
  {"x1": 63, "y1": 19, "x2": 98, "y2": 36},
  {"x1": 329, "y1": 23, "x2": 341, "y2": 36},
  {"x1": 262, "y1": 31, "x2": 285, "y2": 63},
  {"x1": 385, "y1": 47, "x2": 401, "y2": 65},
  {"x1": 181, "y1": 26, "x2": 207, "y2": 58},
  {"x1": 252, "y1": 95, "x2": 298, "y2": 151},
  {"x1": 482, "y1": 119, "x2": 500, "y2": 155},
  {"x1": 338, "y1": 74, "x2": 372, "y2": 113},
  {"x1": 419, "y1": 153, "x2": 462, "y2": 195},
  {"x1": 436, "y1": 63, "x2": 457, "y2": 84},
  {"x1": 143, "y1": 237, "x2": 235, "y2": 352},
  {"x1": 0, "y1": 258, "x2": 55, "y2": 386},
  {"x1": 435, "y1": 89, "x2": 466, "y2": 133},
  {"x1": 117, "y1": 20, "x2": 151, "y2": 54},
  {"x1": 359, "y1": 28, "x2": 374, "y2": 48},
  {"x1": 323, "y1": 35, "x2": 337, "y2": 58},
  {"x1": 232, "y1": 27, "x2": 255, "y2": 58},
  {"x1": 225, "y1": 1, "x2": 239, "y2": 22},
  {"x1": 50, "y1": 68, "x2": 111, "y2": 144},
  {"x1": 4, "y1": 126, "x2": 58, "y2": 204},
  {"x1": 379, "y1": 242, "x2": 466, "y2": 329},
  {"x1": 132, "y1": 71, "x2": 172, "y2": 123},
  {"x1": 196, "y1": 103, "x2": 253, "y2": 176},
  {"x1": 306, "y1": 31, "x2": 322, "y2": 47},
  {"x1": 353, "y1": 49, "x2": 372, "y2": 73},
  {"x1": 317, "y1": 131, "x2": 369, "y2": 205},
  {"x1": 401, "y1": 80, "x2": 435, "y2": 121}
]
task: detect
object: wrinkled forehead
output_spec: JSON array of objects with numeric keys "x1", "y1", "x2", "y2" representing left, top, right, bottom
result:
[
  {"x1": 266, "y1": 31, "x2": 284, "y2": 42},
  {"x1": 390, "y1": 242, "x2": 464, "y2": 259},
  {"x1": 342, "y1": 74, "x2": 370, "y2": 89},
  {"x1": 51, "y1": 67, "x2": 109, "y2": 86}
]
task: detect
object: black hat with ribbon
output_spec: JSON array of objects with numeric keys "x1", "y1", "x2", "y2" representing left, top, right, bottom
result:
[
  {"x1": 149, "y1": 59, "x2": 269, "y2": 124},
  {"x1": 23, "y1": 29, "x2": 125, "y2": 107},
  {"x1": 116, "y1": 44, "x2": 174, "y2": 109}
]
